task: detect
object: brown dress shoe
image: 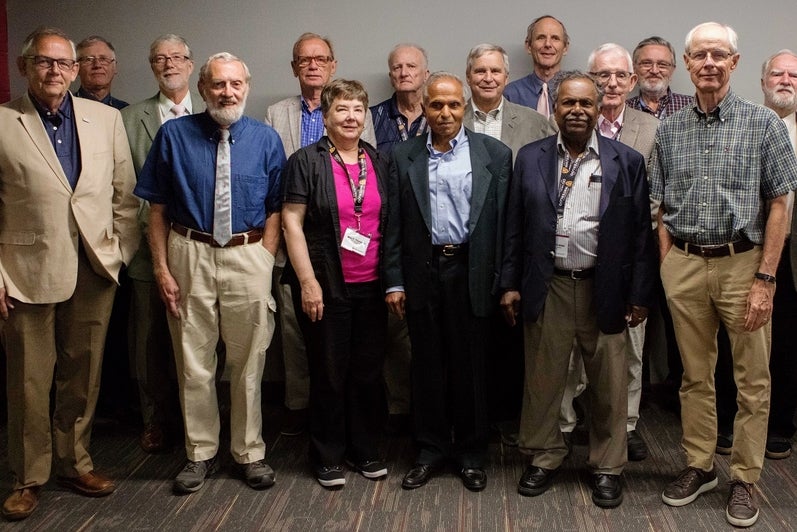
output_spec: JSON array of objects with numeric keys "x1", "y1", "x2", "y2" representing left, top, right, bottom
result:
[
  {"x1": 2, "y1": 487, "x2": 40, "y2": 521},
  {"x1": 57, "y1": 471, "x2": 115, "y2": 497},
  {"x1": 140, "y1": 423, "x2": 169, "y2": 453}
]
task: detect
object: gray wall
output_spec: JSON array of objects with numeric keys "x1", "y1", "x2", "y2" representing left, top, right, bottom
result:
[{"x1": 7, "y1": 0, "x2": 795, "y2": 116}]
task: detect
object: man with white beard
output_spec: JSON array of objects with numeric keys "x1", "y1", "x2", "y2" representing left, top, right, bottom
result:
[
  {"x1": 627, "y1": 36, "x2": 692, "y2": 120},
  {"x1": 135, "y1": 53, "x2": 286, "y2": 494}
]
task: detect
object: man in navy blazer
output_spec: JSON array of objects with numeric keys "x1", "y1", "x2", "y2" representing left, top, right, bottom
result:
[
  {"x1": 499, "y1": 72, "x2": 655, "y2": 507},
  {"x1": 384, "y1": 72, "x2": 512, "y2": 492}
]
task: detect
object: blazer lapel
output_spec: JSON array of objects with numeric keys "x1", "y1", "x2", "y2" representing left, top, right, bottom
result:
[
  {"x1": 141, "y1": 98, "x2": 161, "y2": 143},
  {"x1": 539, "y1": 138, "x2": 559, "y2": 211},
  {"x1": 407, "y1": 142, "x2": 433, "y2": 233},
  {"x1": 620, "y1": 112, "x2": 640, "y2": 150},
  {"x1": 289, "y1": 97, "x2": 302, "y2": 153},
  {"x1": 598, "y1": 138, "x2": 620, "y2": 218},
  {"x1": 19, "y1": 94, "x2": 72, "y2": 192},
  {"x1": 468, "y1": 131, "x2": 492, "y2": 231}
]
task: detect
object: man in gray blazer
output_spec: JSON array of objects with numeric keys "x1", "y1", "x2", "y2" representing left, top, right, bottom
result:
[
  {"x1": 588, "y1": 42, "x2": 660, "y2": 462},
  {"x1": 264, "y1": 32, "x2": 376, "y2": 437},
  {"x1": 121, "y1": 33, "x2": 203, "y2": 454}
]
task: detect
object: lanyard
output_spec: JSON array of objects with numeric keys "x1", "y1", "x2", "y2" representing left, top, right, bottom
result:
[
  {"x1": 329, "y1": 143, "x2": 368, "y2": 216},
  {"x1": 557, "y1": 151, "x2": 586, "y2": 215},
  {"x1": 395, "y1": 116, "x2": 428, "y2": 142}
]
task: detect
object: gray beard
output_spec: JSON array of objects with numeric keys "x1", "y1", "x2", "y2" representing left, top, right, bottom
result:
[{"x1": 208, "y1": 104, "x2": 245, "y2": 126}]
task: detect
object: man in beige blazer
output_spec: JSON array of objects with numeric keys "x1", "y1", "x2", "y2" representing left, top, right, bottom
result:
[{"x1": 0, "y1": 28, "x2": 139, "y2": 521}]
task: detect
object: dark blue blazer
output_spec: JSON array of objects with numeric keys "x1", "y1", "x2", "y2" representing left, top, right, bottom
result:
[{"x1": 499, "y1": 134, "x2": 656, "y2": 334}]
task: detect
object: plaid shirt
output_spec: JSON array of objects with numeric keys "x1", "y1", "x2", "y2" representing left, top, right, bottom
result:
[
  {"x1": 649, "y1": 90, "x2": 797, "y2": 245},
  {"x1": 627, "y1": 88, "x2": 693, "y2": 121}
]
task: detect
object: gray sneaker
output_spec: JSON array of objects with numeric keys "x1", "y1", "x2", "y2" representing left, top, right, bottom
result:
[
  {"x1": 726, "y1": 480, "x2": 759, "y2": 527},
  {"x1": 174, "y1": 457, "x2": 218, "y2": 494},
  {"x1": 241, "y1": 460, "x2": 275, "y2": 490},
  {"x1": 661, "y1": 466, "x2": 718, "y2": 506}
]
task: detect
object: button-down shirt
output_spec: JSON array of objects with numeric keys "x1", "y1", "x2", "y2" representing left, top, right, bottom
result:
[
  {"x1": 555, "y1": 132, "x2": 602, "y2": 270},
  {"x1": 597, "y1": 107, "x2": 626, "y2": 140},
  {"x1": 75, "y1": 86, "x2": 129, "y2": 110},
  {"x1": 471, "y1": 98, "x2": 503, "y2": 140},
  {"x1": 370, "y1": 93, "x2": 428, "y2": 155},
  {"x1": 627, "y1": 88, "x2": 693, "y2": 121},
  {"x1": 649, "y1": 91, "x2": 797, "y2": 245},
  {"x1": 504, "y1": 71, "x2": 553, "y2": 110},
  {"x1": 300, "y1": 97, "x2": 324, "y2": 148},
  {"x1": 427, "y1": 126, "x2": 472, "y2": 245},
  {"x1": 158, "y1": 92, "x2": 193, "y2": 123},
  {"x1": 135, "y1": 112, "x2": 285, "y2": 234},
  {"x1": 31, "y1": 91, "x2": 80, "y2": 188}
]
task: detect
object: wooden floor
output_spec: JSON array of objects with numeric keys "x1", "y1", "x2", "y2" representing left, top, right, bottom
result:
[{"x1": 1, "y1": 400, "x2": 796, "y2": 531}]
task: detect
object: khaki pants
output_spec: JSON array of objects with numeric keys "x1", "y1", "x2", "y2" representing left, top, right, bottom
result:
[
  {"x1": 660, "y1": 244, "x2": 770, "y2": 483},
  {"x1": 166, "y1": 231, "x2": 276, "y2": 464}
]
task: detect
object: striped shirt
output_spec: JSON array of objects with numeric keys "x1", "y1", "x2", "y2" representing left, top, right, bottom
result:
[{"x1": 649, "y1": 91, "x2": 797, "y2": 245}]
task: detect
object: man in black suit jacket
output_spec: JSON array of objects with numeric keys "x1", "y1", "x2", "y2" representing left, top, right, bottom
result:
[
  {"x1": 499, "y1": 72, "x2": 655, "y2": 508},
  {"x1": 384, "y1": 72, "x2": 512, "y2": 492}
]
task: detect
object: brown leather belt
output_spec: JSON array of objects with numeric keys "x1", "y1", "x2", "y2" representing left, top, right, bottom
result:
[
  {"x1": 672, "y1": 237, "x2": 754, "y2": 258},
  {"x1": 554, "y1": 267, "x2": 595, "y2": 280},
  {"x1": 172, "y1": 223, "x2": 263, "y2": 247},
  {"x1": 432, "y1": 243, "x2": 468, "y2": 257}
]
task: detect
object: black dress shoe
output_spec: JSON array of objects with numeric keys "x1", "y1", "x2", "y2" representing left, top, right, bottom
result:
[
  {"x1": 402, "y1": 463, "x2": 437, "y2": 490},
  {"x1": 517, "y1": 465, "x2": 558, "y2": 496},
  {"x1": 592, "y1": 474, "x2": 623, "y2": 508},
  {"x1": 627, "y1": 430, "x2": 648, "y2": 461},
  {"x1": 460, "y1": 468, "x2": 487, "y2": 491}
]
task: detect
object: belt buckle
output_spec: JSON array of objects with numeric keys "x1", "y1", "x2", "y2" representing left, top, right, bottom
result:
[
  {"x1": 442, "y1": 245, "x2": 456, "y2": 257},
  {"x1": 570, "y1": 269, "x2": 581, "y2": 280}
]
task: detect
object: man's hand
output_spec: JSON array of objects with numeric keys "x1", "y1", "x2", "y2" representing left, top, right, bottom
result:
[
  {"x1": 500, "y1": 290, "x2": 521, "y2": 327},
  {"x1": 0, "y1": 287, "x2": 15, "y2": 320},
  {"x1": 155, "y1": 270, "x2": 181, "y2": 319},
  {"x1": 301, "y1": 278, "x2": 324, "y2": 322},
  {"x1": 744, "y1": 279, "x2": 775, "y2": 331},
  {"x1": 385, "y1": 291, "x2": 406, "y2": 320},
  {"x1": 625, "y1": 305, "x2": 649, "y2": 328}
]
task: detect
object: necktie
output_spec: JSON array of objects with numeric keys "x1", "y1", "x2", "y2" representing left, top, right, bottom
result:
[
  {"x1": 213, "y1": 129, "x2": 232, "y2": 246},
  {"x1": 537, "y1": 82, "x2": 550, "y2": 118},
  {"x1": 170, "y1": 104, "x2": 186, "y2": 119}
]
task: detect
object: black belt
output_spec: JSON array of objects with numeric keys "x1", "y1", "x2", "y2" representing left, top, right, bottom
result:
[
  {"x1": 432, "y1": 243, "x2": 468, "y2": 257},
  {"x1": 554, "y1": 267, "x2": 595, "y2": 280},
  {"x1": 172, "y1": 223, "x2": 263, "y2": 247},
  {"x1": 672, "y1": 237, "x2": 754, "y2": 258}
]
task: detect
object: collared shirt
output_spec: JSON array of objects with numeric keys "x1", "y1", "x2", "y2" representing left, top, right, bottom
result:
[
  {"x1": 134, "y1": 112, "x2": 285, "y2": 234},
  {"x1": 300, "y1": 97, "x2": 324, "y2": 147},
  {"x1": 627, "y1": 88, "x2": 693, "y2": 121},
  {"x1": 31, "y1": 91, "x2": 81, "y2": 189},
  {"x1": 597, "y1": 107, "x2": 626, "y2": 140},
  {"x1": 649, "y1": 90, "x2": 797, "y2": 246},
  {"x1": 427, "y1": 126, "x2": 472, "y2": 245},
  {"x1": 75, "y1": 86, "x2": 129, "y2": 110},
  {"x1": 158, "y1": 92, "x2": 193, "y2": 123},
  {"x1": 370, "y1": 93, "x2": 428, "y2": 155},
  {"x1": 555, "y1": 131, "x2": 602, "y2": 270},
  {"x1": 504, "y1": 71, "x2": 553, "y2": 110},
  {"x1": 471, "y1": 98, "x2": 503, "y2": 140}
]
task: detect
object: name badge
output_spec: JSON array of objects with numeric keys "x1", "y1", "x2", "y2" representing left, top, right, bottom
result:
[
  {"x1": 341, "y1": 227, "x2": 371, "y2": 256},
  {"x1": 555, "y1": 234, "x2": 569, "y2": 259}
]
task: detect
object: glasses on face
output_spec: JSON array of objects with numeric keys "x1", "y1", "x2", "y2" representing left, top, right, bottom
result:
[
  {"x1": 636, "y1": 60, "x2": 674, "y2": 71},
  {"x1": 294, "y1": 55, "x2": 333, "y2": 68},
  {"x1": 26, "y1": 55, "x2": 76, "y2": 71},
  {"x1": 150, "y1": 54, "x2": 191, "y2": 66},
  {"x1": 589, "y1": 70, "x2": 632, "y2": 83},
  {"x1": 78, "y1": 56, "x2": 115, "y2": 66},
  {"x1": 688, "y1": 49, "x2": 733, "y2": 63}
]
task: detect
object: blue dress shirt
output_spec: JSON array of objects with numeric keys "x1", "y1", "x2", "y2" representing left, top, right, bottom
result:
[
  {"x1": 504, "y1": 72, "x2": 552, "y2": 111},
  {"x1": 31, "y1": 92, "x2": 81, "y2": 188},
  {"x1": 427, "y1": 126, "x2": 472, "y2": 245}
]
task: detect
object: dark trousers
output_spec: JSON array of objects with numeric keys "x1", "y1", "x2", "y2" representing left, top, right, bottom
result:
[
  {"x1": 296, "y1": 281, "x2": 387, "y2": 467},
  {"x1": 406, "y1": 251, "x2": 489, "y2": 468}
]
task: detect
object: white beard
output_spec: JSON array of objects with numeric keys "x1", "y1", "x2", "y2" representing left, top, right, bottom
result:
[{"x1": 208, "y1": 102, "x2": 245, "y2": 126}]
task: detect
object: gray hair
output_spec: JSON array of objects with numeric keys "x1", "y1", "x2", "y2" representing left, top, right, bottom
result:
[
  {"x1": 149, "y1": 34, "x2": 192, "y2": 62},
  {"x1": 466, "y1": 43, "x2": 509, "y2": 77},
  {"x1": 685, "y1": 22, "x2": 738, "y2": 55},
  {"x1": 292, "y1": 32, "x2": 335, "y2": 61},
  {"x1": 587, "y1": 43, "x2": 633, "y2": 73},
  {"x1": 21, "y1": 27, "x2": 76, "y2": 59},
  {"x1": 632, "y1": 36, "x2": 676, "y2": 66},
  {"x1": 388, "y1": 43, "x2": 428, "y2": 70},
  {"x1": 199, "y1": 52, "x2": 251, "y2": 84},
  {"x1": 76, "y1": 35, "x2": 116, "y2": 57},
  {"x1": 524, "y1": 15, "x2": 570, "y2": 47},
  {"x1": 761, "y1": 49, "x2": 797, "y2": 79},
  {"x1": 422, "y1": 71, "x2": 466, "y2": 102}
]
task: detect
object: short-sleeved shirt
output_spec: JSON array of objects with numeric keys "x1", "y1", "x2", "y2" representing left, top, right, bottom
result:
[
  {"x1": 134, "y1": 112, "x2": 285, "y2": 233},
  {"x1": 370, "y1": 93, "x2": 428, "y2": 155},
  {"x1": 649, "y1": 91, "x2": 797, "y2": 245}
]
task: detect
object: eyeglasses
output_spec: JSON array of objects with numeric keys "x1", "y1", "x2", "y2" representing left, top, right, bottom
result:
[
  {"x1": 150, "y1": 54, "x2": 191, "y2": 66},
  {"x1": 294, "y1": 55, "x2": 333, "y2": 68},
  {"x1": 25, "y1": 55, "x2": 76, "y2": 71},
  {"x1": 636, "y1": 60, "x2": 674, "y2": 71},
  {"x1": 687, "y1": 50, "x2": 733, "y2": 63},
  {"x1": 78, "y1": 56, "x2": 116, "y2": 66},
  {"x1": 589, "y1": 70, "x2": 633, "y2": 83}
]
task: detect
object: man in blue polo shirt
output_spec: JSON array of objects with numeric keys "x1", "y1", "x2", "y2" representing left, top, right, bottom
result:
[{"x1": 135, "y1": 52, "x2": 285, "y2": 494}]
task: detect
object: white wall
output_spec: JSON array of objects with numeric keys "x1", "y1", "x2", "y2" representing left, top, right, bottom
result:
[{"x1": 7, "y1": 0, "x2": 795, "y2": 116}]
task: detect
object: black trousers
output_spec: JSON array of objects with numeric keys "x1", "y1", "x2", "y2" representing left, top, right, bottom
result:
[
  {"x1": 295, "y1": 281, "x2": 387, "y2": 467},
  {"x1": 406, "y1": 251, "x2": 489, "y2": 468}
]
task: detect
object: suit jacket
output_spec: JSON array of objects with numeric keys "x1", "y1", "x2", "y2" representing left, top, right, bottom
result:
[
  {"x1": 265, "y1": 95, "x2": 377, "y2": 157},
  {"x1": 121, "y1": 91, "x2": 204, "y2": 281},
  {"x1": 499, "y1": 134, "x2": 656, "y2": 334},
  {"x1": 383, "y1": 128, "x2": 512, "y2": 318},
  {"x1": 617, "y1": 106, "x2": 659, "y2": 167},
  {"x1": 463, "y1": 98, "x2": 555, "y2": 161},
  {"x1": 0, "y1": 93, "x2": 140, "y2": 303}
]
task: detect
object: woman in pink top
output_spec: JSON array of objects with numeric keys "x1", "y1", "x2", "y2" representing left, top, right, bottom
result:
[{"x1": 282, "y1": 80, "x2": 389, "y2": 489}]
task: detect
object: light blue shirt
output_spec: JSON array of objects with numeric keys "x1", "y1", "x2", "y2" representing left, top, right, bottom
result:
[{"x1": 426, "y1": 126, "x2": 472, "y2": 245}]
